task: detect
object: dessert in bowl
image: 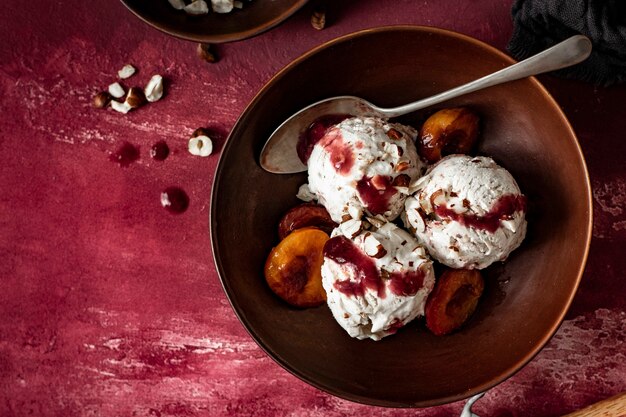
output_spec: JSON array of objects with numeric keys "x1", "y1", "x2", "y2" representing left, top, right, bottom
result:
[
  {"x1": 121, "y1": 0, "x2": 308, "y2": 43},
  {"x1": 210, "y1": 26, "x2": 592, "y2": 406}
]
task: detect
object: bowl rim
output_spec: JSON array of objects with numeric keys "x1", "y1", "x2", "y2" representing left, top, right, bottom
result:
[
  {"x1": 119, "y1": 0, "x2": 309, "y2": 44},
  {"x1": 210, "y1": 25, "x2": 593, "y2": 407}
]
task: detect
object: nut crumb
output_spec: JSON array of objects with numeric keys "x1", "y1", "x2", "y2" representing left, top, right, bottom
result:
[
  {"x1": 395, "y1": 161, "x2": 410, "y2": 172},
  {"x1": 108, "y1": 82, "x2": 125, "y2": 99},
  {"x1": 311, "y1": 8, "x2": 326, "y2": 30},
  {"x1": 184, "y1": 0, "x2": 209, "y2": 15},
  {"x1": 111, "y1": 100, "x2": 132, "y2": 114},
  {"x1": 197, "y1": 43, "x2": 218, "y2": 63},
  {"x1": 118, "y1": 64, "x2": 136, "y2": 79},
  {"x1": 392, "y1": 174, "x2": 410, "y2": 187},
  {"x1": 386, "y1": 128, "x2": 402, "y2": 140}
]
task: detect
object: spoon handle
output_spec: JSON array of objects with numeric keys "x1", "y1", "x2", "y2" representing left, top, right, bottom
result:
[{"x1": 378, "y1": 35, "x2": 592, "y2": 118}]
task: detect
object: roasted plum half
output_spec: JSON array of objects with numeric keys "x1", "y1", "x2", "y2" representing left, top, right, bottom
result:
[
  {"x1": 264, "y1": 227, "x2": 330, "y2": 308},
  {"x1": 418, "y1": 108, "x2": 480, "y2": 163},
  {"x1": 278, "y1": 203, "x2": 337, "y2": 240},
  {"x1": 425, "y1": 268, "x2": 484, "y2": 335}
]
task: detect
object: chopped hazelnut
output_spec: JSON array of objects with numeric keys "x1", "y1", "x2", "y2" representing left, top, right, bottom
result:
[
  {"x1": 111, "y1": 100, "x2": 132, "y2": 114},
  {"x1": 184, "y1": 0, "x2": 209, "y2": 15},
  {"x1": 197, "y1": 43, "x2": 218, "y2": 63},
  {"x1": 144, "y1": 75, "x2": 164, "y2": 103},
  {"x1": 118, "y1": 64, "x2": 136, "y2": 79},
  {"x1": 108, "y1": 82, "x2": 125, "y2": 99},
  {"x1": 168, "y1": 0, "x2": 186, "y2": 9},
  {"x1": 311, "y1": 8, "x2": 326, "y2": 30},
  {"x1": 188, "y1": 135, "x2": 213, "y2": 157}
]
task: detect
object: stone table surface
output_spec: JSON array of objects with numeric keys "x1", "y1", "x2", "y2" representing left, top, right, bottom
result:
[{"x1": 1, "y1": 1, "x2": 625, "y2": 416}]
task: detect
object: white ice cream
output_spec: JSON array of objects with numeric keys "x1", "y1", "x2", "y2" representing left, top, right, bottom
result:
[
  {"x1": 322, "y1": 220, "x2": 435, "y2": 341},
  {"x1": 403, "y1": 155, "x2": 527, "y2": 269},
  {"x1": 304, "y1": 117, "x2": 426, "y2": 223}
]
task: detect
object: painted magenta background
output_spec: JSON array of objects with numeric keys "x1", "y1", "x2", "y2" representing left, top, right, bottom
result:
[{"x1": 1, "y1": 1, "x2": 625, "y2": 416}]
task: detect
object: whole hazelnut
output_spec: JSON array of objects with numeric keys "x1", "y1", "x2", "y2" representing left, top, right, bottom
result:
[
  {"x1": 93, "y1": 91, "x2": 112, "y2": 109},
  {"x1": 126, "y1": 87, "x2": 146, "y2": 109}
]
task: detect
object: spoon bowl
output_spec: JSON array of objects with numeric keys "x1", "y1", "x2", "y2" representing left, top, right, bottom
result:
[
  {"x1": 259, "y1": 35, "x2": 592, "y2": 174},
  {"x1": 259, "y1": 96, "x2": 383, "y2": 173}
]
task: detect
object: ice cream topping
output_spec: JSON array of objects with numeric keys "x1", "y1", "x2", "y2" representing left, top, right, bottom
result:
[{"x1": 433, "y1": 193, "x2": 527, "y2": 233}]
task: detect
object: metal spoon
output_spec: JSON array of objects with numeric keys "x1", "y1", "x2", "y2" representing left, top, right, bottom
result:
[{"x1": 259, "y1": 35, "x2": 592, "y2": 174}]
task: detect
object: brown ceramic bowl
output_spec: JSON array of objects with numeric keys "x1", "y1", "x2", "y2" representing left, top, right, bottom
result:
[
  {"x1": 121, "y1": 0, "x2": 308, "y2": 43},
  {"x1": 211, "y1": 26, "x2": 592, "y2": 407}
]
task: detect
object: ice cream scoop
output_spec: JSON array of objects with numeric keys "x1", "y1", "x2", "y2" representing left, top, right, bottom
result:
[
  {"x1": 403, "y1": 155, "x2": 527, "y2": 269},
  {"x1": 321, "y1": 220, "x2": 435, "y2": 341},
  {"x1": 259, "y1": 35, "x2": 591, "y2": 174},
  {"x1": 301, "y1": 117, "x2": 424, "y2": 223}
]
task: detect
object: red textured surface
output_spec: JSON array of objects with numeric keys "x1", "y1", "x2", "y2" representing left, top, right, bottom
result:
[{"x1": 1, "y1": 1, "x2": 625, "y2": 416}]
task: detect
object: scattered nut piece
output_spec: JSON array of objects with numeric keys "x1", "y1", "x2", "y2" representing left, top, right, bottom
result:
[
  {"x1": 394, "y1": 161, "x2": 410, "y2": 173},
  {"x1": 372, "y1": 245, "x2": 387, "y2": 259},
  {"x1": 144, "y1": 75, "x2": 164, "y2": 102},
  {"x1": 111, "y1": 100, "x2": 132, "y2": 114},
  {"x1": 108, "y1": 82, "x2": 125, "y2": 99},
  {"x1": 168, "y1": 0, "x2": 186, "y2": 9},
  {"x1": 430, "y1": 189, "x2": 446, "y2": 208},
  {"x1": 364, "y1": 235, "x2": 387, "y2": 258},
  {"x1": 296, "y1": 184, "x2": 315, "y2": 202},
  {"x1": 347, "y1": 205, "x2": 362, "y2": 222},
  {"x1": 501, "y1": 219, "x2": 517, "y2": 233},
  {"x1": 412, "y1": 208, "x2": 427, "y2": 233},
  {"x1": 386, "y1": 128, "x2": 402, "y2": 140},
  {"x1": 412, "y1": 246, "x2": 427, "y2": 257},
  {"x1": 184, "y1": 0, "x2": 209, "y2": 15},
  {"x1": 340, "y1": 219, "x2": 363, "y2": 239},
  {"x1": 169, "y1": 0, "x2": 247, "y2": 13},
  {"x1": 118, "y1": 64, "x2": 136, "y2": 79},
  {"x1": 371, "y1": 175, "x2": 388, "y2": 191},
  {"x1": 212, "y1": 0, "x2": 234, "y2": 13},
  {"x1": 311, "y1": 7, "x2": 326, "y2": 30},
  {"x1": 365, "y1": 215, "x2": 386, "y2": 229},
  {"x1": 197, "y1": 43, "x2": 218, "y2": 63},
  {"x1": 392, "y1": 174, "x2": 411, "y2": 187},
  {"x1": 125, "y1": 87, "x2": 147, "y2": 109},
  {"x1": 93, "y1": 91, "x2": 112, "y2": 109},
  {"x1": 188, "y1": 135, "x2": 213, "y2": 157}
]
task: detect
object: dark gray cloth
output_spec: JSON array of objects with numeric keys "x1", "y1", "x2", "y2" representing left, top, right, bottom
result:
[{"x1": 508, "y1": 0, "x2": 626, "y2": 86}]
